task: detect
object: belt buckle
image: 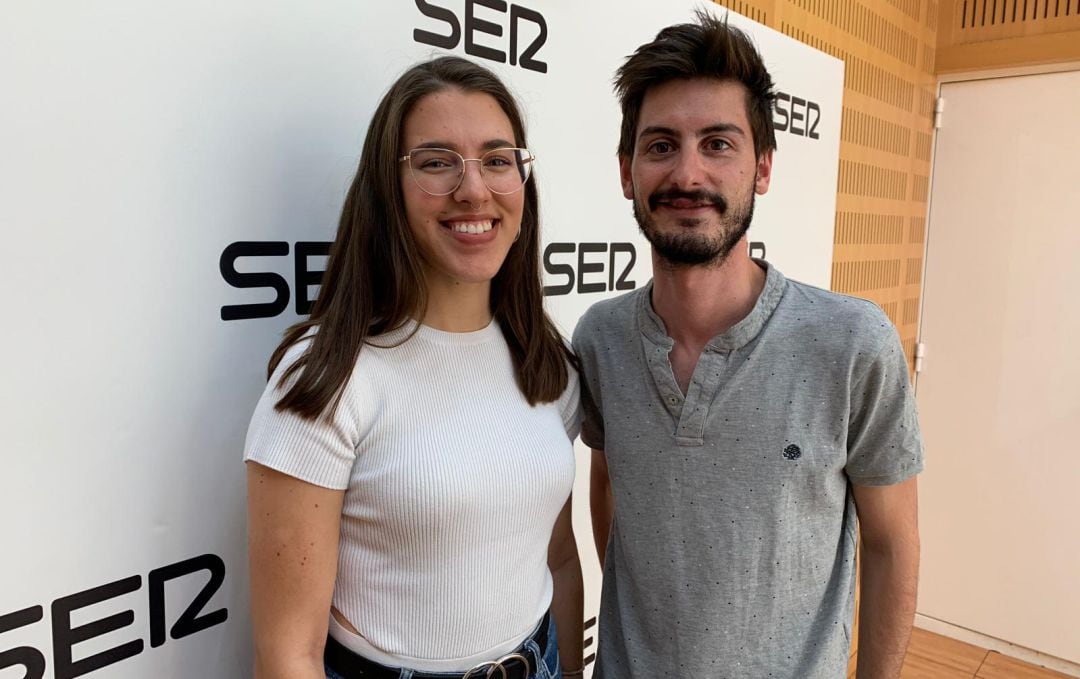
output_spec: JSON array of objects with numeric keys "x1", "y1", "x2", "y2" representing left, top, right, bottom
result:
[{"x1": 461, "y1": 652, "x2": 531, "y2": 679}]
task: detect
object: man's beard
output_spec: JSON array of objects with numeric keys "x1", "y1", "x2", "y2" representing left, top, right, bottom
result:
[{"x1": 633, "y1": 186, "x2": 755, "y2": 268}]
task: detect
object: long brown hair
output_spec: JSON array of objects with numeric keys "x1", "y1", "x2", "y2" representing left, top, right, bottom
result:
[{"x1": 268, "y1": 56, "x2": 575, "y2": 419}]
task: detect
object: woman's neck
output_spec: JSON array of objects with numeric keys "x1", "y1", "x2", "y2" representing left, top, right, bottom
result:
[{"x1": 421, "y1": 278, "x2": 493, "y2": 332}]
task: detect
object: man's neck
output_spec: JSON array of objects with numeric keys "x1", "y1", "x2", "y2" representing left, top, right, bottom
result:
[{"x1": 649, "y1": 238, "x2": 766, "y2": 348}]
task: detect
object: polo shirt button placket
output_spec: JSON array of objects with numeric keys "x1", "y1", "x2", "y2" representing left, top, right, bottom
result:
[{"x1": 683, "y1": 349, "x2": 726, "y2": 439}]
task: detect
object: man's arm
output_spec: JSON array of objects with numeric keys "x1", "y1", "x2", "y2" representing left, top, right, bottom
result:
[
  {"x1": 590, "y1": 449, "x2": 614, "y2": 569},
  {"x1": 548, "y1": 495, "x2": 584, "y2": 676},
  {"x1": 852, "y1": 476, "x2": 920, "y2": 679}
]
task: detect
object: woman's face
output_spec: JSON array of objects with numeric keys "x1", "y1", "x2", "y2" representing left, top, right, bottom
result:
[{"x1": 399, "y1": 88, "x2": 525, "y2": 292}]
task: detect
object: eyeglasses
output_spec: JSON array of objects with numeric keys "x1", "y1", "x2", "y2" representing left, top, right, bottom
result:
[{"x1": 399, "y1": 147, "x2": 535, "y2": 196}]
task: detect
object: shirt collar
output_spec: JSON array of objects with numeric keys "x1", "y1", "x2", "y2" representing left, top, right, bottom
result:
[{"x1": 636, "y1": 259, "x2": 787, "y2": 352}]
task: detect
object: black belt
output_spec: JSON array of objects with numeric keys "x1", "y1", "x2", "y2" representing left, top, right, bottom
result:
[{"x1": 324, "y1": 612, "x2": 550, "y2": 679}]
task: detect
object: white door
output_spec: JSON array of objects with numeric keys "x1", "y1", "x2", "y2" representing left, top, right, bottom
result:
[{"x1": 916, "y1": 69, "x2": 1080, "y2": 664}]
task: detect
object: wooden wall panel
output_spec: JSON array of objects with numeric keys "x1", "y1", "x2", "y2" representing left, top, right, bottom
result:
[
  {"x1": 710, "y1": 0, "x2": 937, "y2": 371},
  {"x1": 937, "y1": 0, "x2": 1080, "y2": 72}
]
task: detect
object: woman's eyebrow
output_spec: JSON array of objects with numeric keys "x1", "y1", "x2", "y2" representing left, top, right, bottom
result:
[
  {"x1": 482, "y1": 138, "x2": 516, "y2": 150},
  {"x1": 411, "y1": 138, "x2": 517, "y2": 152}
]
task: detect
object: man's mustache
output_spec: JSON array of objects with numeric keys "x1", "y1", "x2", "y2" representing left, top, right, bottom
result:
[{"x1": 647, "y1": 189, "x2": 728, "y2": 213}]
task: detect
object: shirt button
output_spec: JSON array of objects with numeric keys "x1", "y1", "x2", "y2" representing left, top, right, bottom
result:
[{"x1": 667, "y1": 395, "x2": 678, "y2": 405}]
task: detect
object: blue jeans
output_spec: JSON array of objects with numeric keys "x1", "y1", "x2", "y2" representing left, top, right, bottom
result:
[{"x1": 325, "y1": 614, "x2": 561, "y2": 679}]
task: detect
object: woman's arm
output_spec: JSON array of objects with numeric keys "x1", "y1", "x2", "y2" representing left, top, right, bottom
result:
[
  {"x1": 589, "y1": 449, "x2": 613, "y2": 570},
  {"x1": 547, "y1": 495, "x2": 584, "y2": 677},
  {"x1": 247, "y1": 461, "x2": 345, "y2": 679}
]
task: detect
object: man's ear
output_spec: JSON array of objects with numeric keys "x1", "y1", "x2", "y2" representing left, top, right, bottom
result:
[
  {"x1": 754, "y1": 149, "x2": 774, "y2": 195},
  {"x1": 619, "y1": 155, "x2": 636, "y2": 200}
]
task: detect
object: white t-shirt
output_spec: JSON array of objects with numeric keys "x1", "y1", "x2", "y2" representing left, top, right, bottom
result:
[{"x1": 244, "y1": 320, "x2": 580, "y2": 671}]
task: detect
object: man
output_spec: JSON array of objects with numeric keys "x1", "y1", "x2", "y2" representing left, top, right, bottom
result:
[{"x1": 572, "y1": 12, "x2": 923, "y2": 679}]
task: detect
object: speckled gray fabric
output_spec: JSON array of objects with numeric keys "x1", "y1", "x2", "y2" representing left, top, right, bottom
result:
[{"x1": 572, "y1": 261, "x2": 923, "y2": 679}]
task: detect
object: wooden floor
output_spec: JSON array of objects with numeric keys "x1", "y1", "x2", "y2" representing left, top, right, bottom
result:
[{"x1": 847, "y1": 628, "x2": 1077, "y2": 678}]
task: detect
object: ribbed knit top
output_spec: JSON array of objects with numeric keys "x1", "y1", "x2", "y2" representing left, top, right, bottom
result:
[{"x1": 244, "y1": 320, "x2": 580, "y2": 671}]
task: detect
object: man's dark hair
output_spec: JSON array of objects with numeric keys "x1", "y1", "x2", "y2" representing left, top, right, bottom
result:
[{"x1": 614, "y1": 10, "x2": 777, "y2": 158}]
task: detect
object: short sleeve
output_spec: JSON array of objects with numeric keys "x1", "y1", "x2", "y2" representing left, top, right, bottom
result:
[
  {"x1": 243, "y1": 340, "x2": 361, "y2": 490},
  {"x1": 571, "y1": 319, "x2": 605, "y2": 451},
  {"x1": 844, "y1": 329, "x2": 925, "y2": 486},
  {"x1": 558, "y1": 363, "x2": 583, "y2": 441}
]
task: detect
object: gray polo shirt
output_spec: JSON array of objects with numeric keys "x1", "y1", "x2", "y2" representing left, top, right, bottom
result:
[{"x1": 572, "y1": 261, "x2": 923, "y2": 679}]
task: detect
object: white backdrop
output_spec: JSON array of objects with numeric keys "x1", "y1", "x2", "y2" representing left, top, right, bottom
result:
[{"x1": 0, "y1": 2, "x2": 841, "y2": 677}]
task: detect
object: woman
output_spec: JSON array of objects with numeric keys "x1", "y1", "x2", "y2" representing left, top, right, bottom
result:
[{"x1": 244, "y1": 56, "x2": 584, "y2": 679}]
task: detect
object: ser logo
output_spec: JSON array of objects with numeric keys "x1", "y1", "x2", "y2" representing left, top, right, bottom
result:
[
  {"x1": 414, "y1": 0, "x2": 548, "y2": 73},
  {"x1": 773, "y1": 91, "x2": 821, "y2": 140},
  {"x1": 543, "y1": 242, "x2": 637, "y2": 297},
  {"x1": 220, "y1": 240, "x2": 644, "y2": 320},
  {"x1": 219, "y1": 241, "x2": 329, "y2": 321},
  {"x1": 0, "y1": 554, "x2": 227, "y2": 679}
]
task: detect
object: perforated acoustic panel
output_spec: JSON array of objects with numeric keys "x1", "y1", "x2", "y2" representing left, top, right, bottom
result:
[
  {"x1": 712, "y1": 0, "x2": 938, "y2": 373},
  {"x1": 937, "y1": 0, "x2": 1080, "y2": 71}
]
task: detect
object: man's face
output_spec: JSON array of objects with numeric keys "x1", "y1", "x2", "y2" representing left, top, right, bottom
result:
[{"x1": 620, "y1": 77, "x2": 773, "y2": 268}]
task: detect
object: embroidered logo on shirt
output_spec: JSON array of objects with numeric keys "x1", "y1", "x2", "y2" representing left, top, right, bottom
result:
[{"x1": 783, "y1": 444, "x2": 802, "y2": 460}]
